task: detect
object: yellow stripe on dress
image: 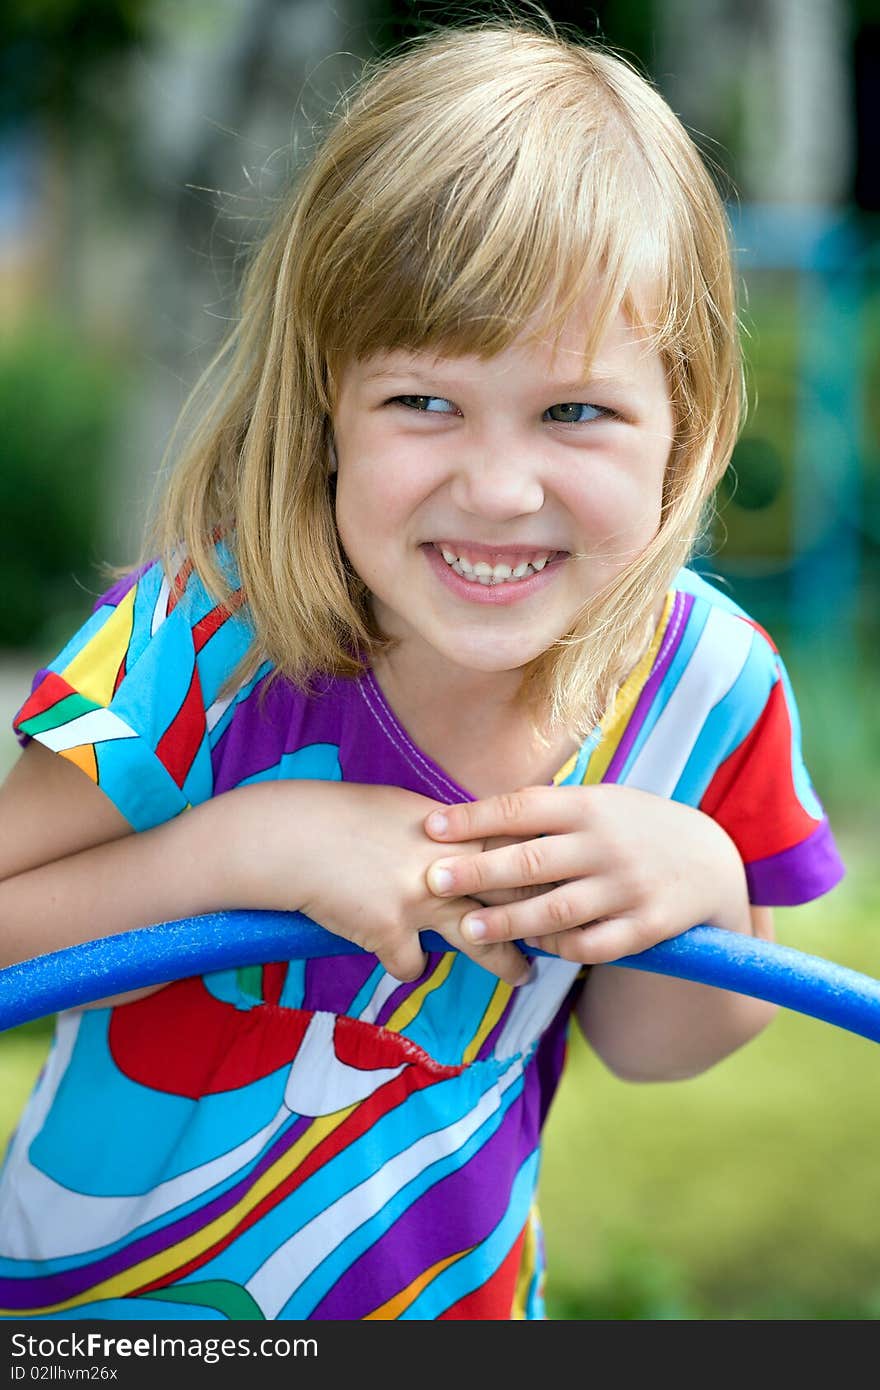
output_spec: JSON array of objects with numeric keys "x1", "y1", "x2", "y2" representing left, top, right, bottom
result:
[
  {"x1": 511, "y1": 1205, "x2": 541, "y2": 1319},
  {"x1": 385, "y1": 950, "x2": 455, "y2": 1034},
  {"x1": 584, "y1": 590, "x2": 674, "y2": 786},
  {"x1": 63, "y1": 586, "x2": 137, "y2": 709},
  {"x1": 365, "y1": 1247, "x2": 470, "y2": 1319},
  {"x1": 18, "y1": 1103, "x2": 359, "y2": 1316},
  {"x1": 462, "y1": 980, "x2": 513, "y2": 1065}
]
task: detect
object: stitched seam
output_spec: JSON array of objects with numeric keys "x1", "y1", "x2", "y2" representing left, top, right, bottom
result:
[
  {"x1": 232, "y1": 1000, "x2": 532, "y2": 1069},
  {"x1": 358, "y1": 673, "x2": 465, "y2": 801}
]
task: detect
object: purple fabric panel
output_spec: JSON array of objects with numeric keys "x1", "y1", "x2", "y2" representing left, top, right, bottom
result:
[
  {"x1": 91, "y1": 562, "x2": 153, "y2": 614},
  {"x1": 211, "y1": 669, "x2": 334, "y2": 794},
  {"x1": 303, "y1": 951, "x2": 381, "y2": 1016},
  {"x1": 310, "y1": 1077, "x2": 537, "y2": 1319},
  {"x1": 604, "y1": 590, "x2": 693, "y2": 783},
  {"x1": 354, "y1": 671, "x2": 474, "y2": 802},
  {"x1": 210, "y1": 667, "x2": 446, "y2": 798},
  {"x1": 745, "y1": 819, "x2": 846, "y2": 906},
  {"x1": 526, "y1": 981, "x2": 582, "y2": 1130}
]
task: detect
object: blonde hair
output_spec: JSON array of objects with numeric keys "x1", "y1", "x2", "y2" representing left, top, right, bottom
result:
[{"x1": 137, "y1": 15, "x2": 744, "y2": 744}]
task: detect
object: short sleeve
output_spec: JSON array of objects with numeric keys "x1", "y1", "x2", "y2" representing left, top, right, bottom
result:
[
  {"x1": 12, "y1": 543, "x2": 255, "y2": 832},
  {"x1": 693, "y1": 622, "x2": 845, "y2": 907}
]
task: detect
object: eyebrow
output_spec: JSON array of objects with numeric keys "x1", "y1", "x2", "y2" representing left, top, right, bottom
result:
[
  {"x1": 360, "y1": 366, "x2": 637, "y2": 392},
  {"x1": 361, "y1": 368, "x2": 419, "y2": 381}
]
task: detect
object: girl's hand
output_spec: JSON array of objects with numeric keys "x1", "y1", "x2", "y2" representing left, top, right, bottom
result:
[
  {"x1": 423, "y1": 784, "x2": 751, "y2": 964},
  {"x1": 264, "y1": 780, "x2": 531, "y2": 986}
]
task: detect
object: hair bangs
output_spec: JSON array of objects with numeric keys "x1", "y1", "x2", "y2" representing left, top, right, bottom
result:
[{"x1": 317, "y1": 65, "x2": 674, "y2": 387}]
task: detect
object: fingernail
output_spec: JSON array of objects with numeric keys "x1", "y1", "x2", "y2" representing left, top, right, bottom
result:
[
  {"x1": 428, "y1": 864, "x2": 454, "y2": 893},
  {"x1": 427, "y1": 812, "x2": 448, "y2": 834},
  {"x1": 464, "y1": 917, "x2": 487, "y2": 941}
]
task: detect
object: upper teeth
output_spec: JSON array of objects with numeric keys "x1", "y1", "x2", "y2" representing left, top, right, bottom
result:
[{"x1": 438, "y1": 546, "x2": 553, "y2": 582}]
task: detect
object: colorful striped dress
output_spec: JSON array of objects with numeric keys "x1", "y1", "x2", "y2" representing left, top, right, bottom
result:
[{"x1": 0, "y1": 545, "x2": 844, "y2": 1320}]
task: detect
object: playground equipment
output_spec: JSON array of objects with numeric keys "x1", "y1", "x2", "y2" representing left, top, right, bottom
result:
[{"x1": 1, "y1": 911, "x2": 879, "y2": 1042}]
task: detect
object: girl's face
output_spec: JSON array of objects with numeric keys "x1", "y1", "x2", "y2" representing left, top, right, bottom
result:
[{"x1": 331, "y1": 296, "x2": 675, "y2": 696}]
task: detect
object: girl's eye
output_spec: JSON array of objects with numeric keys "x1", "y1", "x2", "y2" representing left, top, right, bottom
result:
[
  {"x1": 392, "y1": 395, "x2": 458, "y2": 414},
  {"x1": 544, "y1": 402, "x2": 607, "y2": 424}
]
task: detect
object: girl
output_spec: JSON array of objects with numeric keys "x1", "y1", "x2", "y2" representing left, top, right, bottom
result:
[{"x1": 0, "y1": 20, "x2": 844, "y2": 1321}]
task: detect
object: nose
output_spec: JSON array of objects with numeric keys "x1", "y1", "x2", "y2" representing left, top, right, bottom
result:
[{"x1": 448, "y1": 425, "x2": 545, "y2": 521}]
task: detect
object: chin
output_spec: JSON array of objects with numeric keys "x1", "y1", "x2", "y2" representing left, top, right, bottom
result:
[{"x1": 438, "y1": 637, "x2": 547, "y2": 674}]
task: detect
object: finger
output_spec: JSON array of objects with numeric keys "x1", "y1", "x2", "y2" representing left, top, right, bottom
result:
[
  {"x1": 426, "y1": 831, "x2": 597, "y2": 901},
  {"x1": 377, "y1": 941, "x2": 429, "y2": 984},
  {"x1": 557, "y1": 916, "x2": 668, "y2": 965},
  {"x1": 472, "y1": 883, "x2": 553, "y2": 907},
  {"x1": 424, "y1": 786, "x2": 590, "y2": 843},
  {"x1": 456, "y1": 880, "x2": 619, "y2": 947},
  {"x1": 439, "y1": 900, "x2": 532, "y2": 986},
  {"x1": 533, "y1": 917, "x2": 666, "y2": 966}
]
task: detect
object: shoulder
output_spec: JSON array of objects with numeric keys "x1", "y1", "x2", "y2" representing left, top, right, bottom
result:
[
  {"x1": 672, "y1": 567, "x2": 777, "y2": 648},
  {"x1": 91, "y1": 536, "x2": 245, "y2": 627},
  {"x1": 669, "y1": 566, "x2": 782, "y2": 678},
  {"x1": 81, "y1": 537, "x2": 254, "y2": 674}
]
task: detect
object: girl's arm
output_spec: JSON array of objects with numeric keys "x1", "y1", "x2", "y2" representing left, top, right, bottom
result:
[
  {"x1": 0, "y1": 741, "x2": 248, "y2": 973},
  {"x1": 0, "y1": 742, "x2": 530, "y2": 988},
  {"x1": 575, "y1": 906, "x2": 777, "y2": 1082}
]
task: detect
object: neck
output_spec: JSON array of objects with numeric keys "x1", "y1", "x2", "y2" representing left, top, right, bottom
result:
[{"x1": 374, "y1": 649, "x2": 522, "y2": 719}]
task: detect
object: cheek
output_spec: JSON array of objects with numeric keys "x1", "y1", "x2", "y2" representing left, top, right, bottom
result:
[
  {"x1": 336, "y1": 428, "x2": 439, "y2": 520},
  {"x1": 333, "y1": 450, "x2": 419, "y2": 587},
  {"x1": 571, "y1": 468, "x2": 663, "y2": 551},
  {"x1": 336, "y1": 451, "x2": 409, "y2": 521}
]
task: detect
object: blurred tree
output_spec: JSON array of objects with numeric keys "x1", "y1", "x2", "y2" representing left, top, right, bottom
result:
[
  {"x1": 0, "y1": 320, "x2": 123, "y2": 646},
  {"x1": 0, "y1": 1, "x2": 153, "y2": 133},
  {"x1": 373, "y1": 0, "x2": 657, "y2": 68},
  {"x1": 657, "y1": 0, "x2": 855, "y2": 205},
  {"x1": 2, "y1": 2, "x2": 368, "y2": 565},
  {"x1": 854, "y1": 13, "x2": 880, "y2": 210}
]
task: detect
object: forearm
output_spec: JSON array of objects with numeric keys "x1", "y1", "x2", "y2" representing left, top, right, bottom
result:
[
  {"x1": 577, "y1": 906, "x2": 777, "y2": 1081},
  {"x1": 0, "y1": 787, "x2": 265, "y2": 969}
]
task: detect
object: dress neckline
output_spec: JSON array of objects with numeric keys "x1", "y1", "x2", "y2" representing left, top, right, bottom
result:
[{"x1": 357, "y1": 591, "x2": 678, "y2": 805}]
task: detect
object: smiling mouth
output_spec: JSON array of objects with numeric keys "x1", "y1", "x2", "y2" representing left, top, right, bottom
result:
[
  {"x1": 424, "y1": 542, "x2": 569, "y2": 588},
  {"x1": 427, "y1": 541, "x2": 567, "y2": 565}
]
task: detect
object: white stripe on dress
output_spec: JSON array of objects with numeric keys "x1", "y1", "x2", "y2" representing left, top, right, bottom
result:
[
  {"x1": 36, "y1": 708, "x2": 139, "y2": 751},
  {"x1": 623, "y1": 607, "x2": 753, "y2": 797}
]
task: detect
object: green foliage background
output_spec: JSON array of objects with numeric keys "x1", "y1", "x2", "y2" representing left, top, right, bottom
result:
[{"x1": 0, "y1": 321, "x2": 129, "y2": 649}]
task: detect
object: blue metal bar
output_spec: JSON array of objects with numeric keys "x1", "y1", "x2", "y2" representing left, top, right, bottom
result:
[{"x1": 1, "y1": 912, "x2": 879, "y2": 1043}]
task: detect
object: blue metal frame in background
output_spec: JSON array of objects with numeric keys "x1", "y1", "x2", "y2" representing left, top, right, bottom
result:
[{"x1": 1, "y1": 912, "x2": 879, "y2": 1044}]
